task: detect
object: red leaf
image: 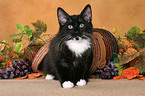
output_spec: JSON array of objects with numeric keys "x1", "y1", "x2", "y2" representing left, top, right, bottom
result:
[
  {"x1": 114, "y1": 67, "x2": 145, "y2": 80},
  {"x1": 15, "y1": 75, "x2": 28, "y2": 79}
]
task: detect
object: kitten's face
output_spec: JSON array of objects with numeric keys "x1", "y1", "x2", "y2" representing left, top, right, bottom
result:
[{"x1": 57, "y1": 4, "x2": 93, "y2": 40}]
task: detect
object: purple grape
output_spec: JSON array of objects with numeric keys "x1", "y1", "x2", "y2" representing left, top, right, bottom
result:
[
  {"x1": 0, "y1": 59, "x2": 33, "y2": 79},
  {"x1": 0, "y1": 70, "x2": 5, "y2": 74},
  {"x1": 104, "y1": 68, "x2": 109, "y2": 72},
  {"x1": 22, "y1": 65, "x2": 26, "y2": 70},
  {"x1": 6, "y1": 71, "x2": 10, "y2": 76},
  {"x1": 13, "y1": 59, "x2": 21, "y2": 65},
  {"x1": 24, "y1": 69, "x2": 28, "y2": 73},
  {"x1": 111, "y1": 72, "x2": 115, "y2": 76},
  {"x1": 10, "y1": 66, "x2": 15, "y2": 72},
  {"x1": 21, "y1": 60, "x2": 26, "y2": 64},
  {"x1": 20, "y1": 71, "x2": 24, "y2": 76},
  {"x1": 15, "y1": 69, "x2": 20, "y2": 77},
  {"x1": 94, "y1": 61, "x2": 118, "y2": 79},
  {"x1": 96, "y1": 70, "x2": 103, "y2": 73},
  {"x1": 24, "y1": 63, "x2": 30, "y2": 68},
  {"x1": 6, "y1": 68, "x2": 11, "y2": 72},
  {"x1": 100, "y1": 73, "x2": 107, "y2": 79},
  {"x1": 9, "y1": 72, "x2": 15, "y2": 79},
  {"x1": 114, "y1": 72, "x2": 118, "y2": 76},
  {"x1": 3, "y1": 74, "x2": 8, "y2": 79},
  {"x1": 108, "y1": 62, "x2": 115, "y2": 69},
  {"x1": 113, "y1": 68, "x2": 118, "y2": 72}
]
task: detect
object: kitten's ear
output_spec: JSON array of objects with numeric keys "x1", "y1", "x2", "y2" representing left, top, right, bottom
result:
[
  {"x1": 80, "y1": 4, "x2": 92, "y2": 23},
  {"x1": 57, "y1": 7, "x2": 70, "y2": 26}
]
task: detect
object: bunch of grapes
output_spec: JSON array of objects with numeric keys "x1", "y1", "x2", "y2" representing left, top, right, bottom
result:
[
  {"x1": 0, "y1": 59, "x2": 32, "y2": 79},
  {"x1": 95, "y1": 62, "x2": 118, "y2": 79}
]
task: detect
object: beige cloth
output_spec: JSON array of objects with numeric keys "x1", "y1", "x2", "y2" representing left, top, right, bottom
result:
[{"x1": 0, "y1": 79, "x2": 145, "y2": 96}]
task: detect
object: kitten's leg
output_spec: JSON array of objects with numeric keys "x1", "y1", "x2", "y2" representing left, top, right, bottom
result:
[
  {"x1": 75, "y1": 67, "x2": 88, "y2": 86},
  {"x1": 55, "y1": 60, "x2": 74, "y2": 88},
  {"x1": 42, "y1": 53, "x2": 56, "y2": 80},
  {"x1": 57, "y1": 68, "x2": 74, "y2": 88}
]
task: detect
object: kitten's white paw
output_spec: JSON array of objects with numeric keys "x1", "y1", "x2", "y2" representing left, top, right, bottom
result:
[
  {"x1": 45, "y1": 74, "x2": 54, "y2": 80},
  {"x1": 76, "y1": 79, "x2": 86, "y2": 86},
  {"x1": 62, "y1": 81, "x2": 74, "y2": 88}
]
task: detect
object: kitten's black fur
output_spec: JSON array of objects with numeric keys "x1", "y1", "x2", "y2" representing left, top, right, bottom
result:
[{"x1": 39, "y1": 4, "x2": 93, "y2": 88}]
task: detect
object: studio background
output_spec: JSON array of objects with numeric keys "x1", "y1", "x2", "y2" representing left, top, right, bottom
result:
[{"x1": 0, "y1": 0, "x2": 145, "y2": 43}]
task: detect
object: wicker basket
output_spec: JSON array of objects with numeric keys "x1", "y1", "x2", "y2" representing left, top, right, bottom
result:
[{"x1": 32, "y1": 28, "x2": 119, "y2": 75}]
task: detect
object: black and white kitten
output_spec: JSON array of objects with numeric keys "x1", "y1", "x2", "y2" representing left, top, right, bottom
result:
[{"x1": 41, "y1": 4, "x2": 93, "y2": 88}]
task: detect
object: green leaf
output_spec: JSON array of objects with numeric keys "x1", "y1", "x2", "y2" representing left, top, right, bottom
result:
[
  {"x1": 0, "y1": 51, "x2": 2, "y2": 55},
  {"x1": 12, "y1": 39, "x2": 22, "y2": 43},
  {"x1": 15, "y1": 43, "x2": 22, "y2": 53},
  {"x1": 110, "y1": 53, "x2": 119, "y2": 61},
  {"x1": 24, "y1": 25, "x2": 32, "y2": 38},
  {"x1": 118, "y1": 68, "x2": 123, "y2": 76},
  {"x1": 0, "y1": 41, "x2": 8, "y2": 45},
  {"x1": 26, "y1": 30, "x2": 32, "y2": 38},
  {"x1": 125, "y1": 26, "x2": 140, "y2": 39},
  {"x1": 24, "y1": 25, "x2": 31, "y2": 31},
  {"x1": 113, "y1": 58, "x2": 119, "y2": 63},
  {"x1": 9, "y1": 33, "x2": 21, "y2": 37},
  {"x1": 16, "y1": 23, "x2": 23, "y2": 32}
]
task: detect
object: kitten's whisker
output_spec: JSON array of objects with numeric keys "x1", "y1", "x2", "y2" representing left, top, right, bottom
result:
[{"x1": 54, "y1": 34, "x2": 72, "y2": 51}]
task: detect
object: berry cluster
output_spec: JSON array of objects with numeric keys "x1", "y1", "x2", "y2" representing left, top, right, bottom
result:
[
  {"x1": 95, "y1": 62, "x2": 118, "y2": 79},
  {"x1": 0, "y1": 59, "x2": 32, "y2": 79}
]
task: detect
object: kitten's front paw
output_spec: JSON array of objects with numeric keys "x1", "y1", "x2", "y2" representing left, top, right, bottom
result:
[
  {"x1": 45, "y1": 74, "x2": 54, "y2": 80},
  {"x1": 62, "y1": 81, "x2": 74, "y2": 88},
  {"x1": 76, "y1": 79, "x2": 86, "y2": 86}
]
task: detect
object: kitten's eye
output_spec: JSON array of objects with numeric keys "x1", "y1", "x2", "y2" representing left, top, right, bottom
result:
[
  {"x1": 68, "y1": 25, "x2": 73, "y2": 29},
  {"x1": 79, "y1": 24, "x2": 84, "y2": 28}
]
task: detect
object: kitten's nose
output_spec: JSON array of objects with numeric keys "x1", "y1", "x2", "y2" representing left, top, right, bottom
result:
[
  {"x1": 75, "y1": 36, "x2": 79, "y2": 40},
  {"x1": 72, "y1": 31, "x2": 81, "y2": 37}
]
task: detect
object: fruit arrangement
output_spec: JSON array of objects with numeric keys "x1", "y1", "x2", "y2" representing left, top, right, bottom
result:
[
  {"x1": 95, "y1": 62, "x2": 118, "y2": 79},
  {"x1": 91, "y1": 61, "x2": 118, "y2": 79},
  {"x1": 112, "y1": 26, "x2": 145, "y2": 77},
  {"x1": 91, "y1": 26, "x2": 145, "y2": 79},
  {"x1": 0, "y1": 20, "x2": 145, "y2": 80},
  {"x1": 0, "y1": 59, "x2": 32, "y2": 79},
  {"x1": 0, "y1": 20, "x2": 50, "y2": 79}
]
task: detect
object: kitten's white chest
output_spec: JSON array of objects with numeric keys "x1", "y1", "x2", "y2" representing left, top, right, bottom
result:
[{"x1": 65, "y1": 39, "x2": 91, "y2": 57}]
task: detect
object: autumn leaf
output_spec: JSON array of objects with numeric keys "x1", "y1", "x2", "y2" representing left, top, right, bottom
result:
[
  {"x1": 113, "y1": 67, "x2": 145, "y2": 80},
  {"x1": 0, "y1": 56, "x2": 4, "y2": 62},
  {"x1": 112, "y1": 26, "x2": 121, "y2": 41},
  {"x1": 15, "y1": 72, "x2": 42, "y2": 79},
  {"x1": 119, "y1": 48, "x2": 140, "y2": 65},
  {"x1": 6, "y1": 60, "x2": 12, "y2": 68},
  {"x1": 15, "y1": 75, "x2": 28, "y2": 79},
  {"x1": 113, "y1": 75, "x2": 123, "y2": 80},
  {"x1": 28, "y1": 73, "x2": 42, "y2": 79},
  {"x1": 133, "y1": 49, "x2": 145, "y2": 74},
  {"x1": 139, "y1": 77, "x2": 145, "y2": 80}
]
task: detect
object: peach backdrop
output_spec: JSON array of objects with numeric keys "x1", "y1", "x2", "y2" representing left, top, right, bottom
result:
[{"x1": 0, "y1": 0, "x2": 145, "y2": 43}]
